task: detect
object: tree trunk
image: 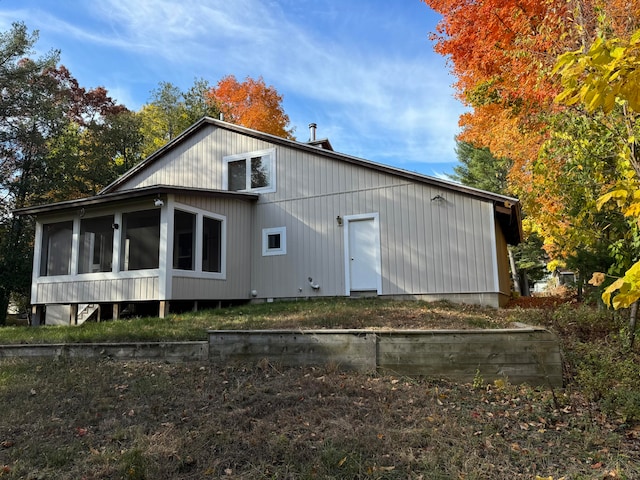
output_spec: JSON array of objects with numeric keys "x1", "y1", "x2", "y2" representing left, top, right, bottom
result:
[
  {"x1": 520, "y1": 270, "x2": 531, "y2": 296},
  {"x1": 508, "y1": 247, "x2": 521, "y2": 295},
  {"x1": 576, "y1": 271, "x2": 584, "y2": 302},
  {"x1": 630, "y1": 301, "x2": 638, "y2": 350},
  {"x1": 0, "y1": 289, "x2": 9, "y2": 325}
]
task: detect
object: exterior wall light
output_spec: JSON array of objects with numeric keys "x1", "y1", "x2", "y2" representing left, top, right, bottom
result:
[{"x1": 336, "y1": 215, "x2": 343, "y2": 226}]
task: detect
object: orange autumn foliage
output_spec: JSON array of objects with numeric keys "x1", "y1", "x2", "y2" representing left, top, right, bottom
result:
[
  {"x1": 426, "y1": 0, "x2": 569, "y2": 107},
  {"x1": 423, "y1": 0, "x2": 640, "y2": 254},
  {"x1": 208, "y1": 75, "x2": 294, "y2": 140}
]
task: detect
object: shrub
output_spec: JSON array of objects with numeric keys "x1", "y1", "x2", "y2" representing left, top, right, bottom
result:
[{"x1": 571, "y1": 342, "x2": 640, "y2": 422}]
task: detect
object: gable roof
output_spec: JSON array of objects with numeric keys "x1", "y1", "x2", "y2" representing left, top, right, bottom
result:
[
  {"x1": 100, "y1": 117, "x2": 522, "y2": 244},
  {"x1": 100, "y1": 117, "x2": 514, "y2": 204},
  {"x1": 16, "y1": 117, "x2": 521, "y2": 244}
]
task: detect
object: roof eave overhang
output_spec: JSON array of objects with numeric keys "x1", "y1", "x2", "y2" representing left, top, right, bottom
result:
[
  {"x1": 494, "y1": 200, "x2": 523, "y2": 245},
  {"x1": 13, "y1": 185, "x2": 259, "y2": 217}
]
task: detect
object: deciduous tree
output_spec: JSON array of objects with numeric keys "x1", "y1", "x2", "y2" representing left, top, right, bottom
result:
[
  {"x1": 555, "y1": 27, "x2": 640, "y2": 343},
  {"x1": 138, "y1": 79, "x2": 219, "y2": 158},
  {"x1": 0, "y1": 23, "x2": 66, "y2": 323},
  {"x1": 208, "y1": 75, "x2": 294, "y2": 139},
  {"x1": 423, "y1": 0, "x2": 640, "y2": 303},
  {"x1": 0, "y1": 24, "x2": 138, "y2": 323}
]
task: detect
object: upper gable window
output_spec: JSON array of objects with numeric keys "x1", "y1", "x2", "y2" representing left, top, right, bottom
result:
[{"x1": 223, "y1": 148, "x2": 276, "y2": 193}]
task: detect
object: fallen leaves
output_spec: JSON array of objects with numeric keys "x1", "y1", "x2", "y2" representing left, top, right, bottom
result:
[{"x1": 1, "y1": 357, "x2": 638, "y2": 479}]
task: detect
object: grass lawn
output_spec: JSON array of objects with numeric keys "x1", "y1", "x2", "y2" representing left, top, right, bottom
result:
[
  {"x1": 0, "y1": 298, "x2": 530, "y2": 345},
  {"x1": 1, "y1": 298, "x2": 639, "y2": 479}
]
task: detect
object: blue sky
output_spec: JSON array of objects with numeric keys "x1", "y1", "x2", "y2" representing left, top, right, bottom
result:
[{"x1": 0, "y1": 0, "x2": 465, "y2": 178}]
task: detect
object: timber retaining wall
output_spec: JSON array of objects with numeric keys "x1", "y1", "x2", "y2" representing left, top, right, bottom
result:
[
  {"x1": 0, "y1": 342, "x2": 209, "y2": 362},
  {"x1": 208, "y1": 327, "x2": 563, "y2": 386},
  {"x1": 0, "y1": 327, "x2": 563, "y2": 386}
]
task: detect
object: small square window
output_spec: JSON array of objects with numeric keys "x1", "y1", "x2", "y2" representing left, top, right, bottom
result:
[
  {"x1": 267, "y1": 233, "x2": 281, "y2": 250},
  {"x1": 262, "y1": 227, "x2": 286, "y2": 256}
]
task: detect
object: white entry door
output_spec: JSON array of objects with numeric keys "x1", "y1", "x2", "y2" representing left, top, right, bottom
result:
[{"x1": 345, "y1": 214, "x2": 382, "y2": 294}]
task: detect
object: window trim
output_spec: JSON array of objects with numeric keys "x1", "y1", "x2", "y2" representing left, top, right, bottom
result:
[
  {"x1": 173, "y1": 209, "x2": 197, "y2": 271},
  {"x1": 201, "y1": 215, "x2": 224, "y2": 274},
  {"x1": 39, "y1": 220, "x2": 74, "y2": 277},
  {"x1": 169, "y1": 202, "x2": 227, "y2": 280},
  {"x1": 78, "y1": 214, "x2": 115, "y2": 274},
  {"x1": 262, "y1": 226, "x2": 287, "y2": 256},
  {"x1": 120, "y1": 208, "x2": 161, "y2": 271},
  {"x1": 223, "y1": 148, "x2": 276, "y2": 193}
]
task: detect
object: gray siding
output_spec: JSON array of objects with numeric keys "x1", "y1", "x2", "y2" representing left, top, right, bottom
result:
[
  {"x1": 113, "y1": 124, "x2": 502, "y2": 301},
  {"x1": 116, "y1": 125, "x2": 274, "y2": 191},
  {"x1": 170, "y1": 195, "x2": 253, "y2": 300},
  {"x1": 32, "y1": 124, "x2": 510, "y2": 308},
  {"x1": 250, "y1": 144, "x2": 498, "y2": 300}
]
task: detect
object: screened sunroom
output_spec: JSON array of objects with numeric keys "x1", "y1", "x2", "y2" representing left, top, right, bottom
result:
[{"x1": 15, "y1": 186, "x2": 257, "y2": 325}]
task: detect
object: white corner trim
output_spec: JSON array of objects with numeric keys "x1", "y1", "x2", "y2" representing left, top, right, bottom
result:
[
  {"x1": 31, "y1": 222, "x2": 43, "y2": 303},
  {"x1": 489, "y1": 207, "x2": 500, "y2": 293}
]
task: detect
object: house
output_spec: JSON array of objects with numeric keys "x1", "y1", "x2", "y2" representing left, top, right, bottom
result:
[{"x1": 15, "y1": 118, "x2": 522, "y2": 325}]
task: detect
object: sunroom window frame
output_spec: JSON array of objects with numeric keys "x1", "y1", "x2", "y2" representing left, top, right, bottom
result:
[{"x1": 168, "y1": 202, "x2": 227, "y2": 280}]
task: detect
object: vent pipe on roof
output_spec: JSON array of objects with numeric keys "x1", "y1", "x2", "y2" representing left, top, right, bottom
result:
[{"x1": 309, "y1": 123, "x2": 317, "y2": 142}]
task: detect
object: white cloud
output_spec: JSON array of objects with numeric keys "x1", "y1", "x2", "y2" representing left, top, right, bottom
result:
[{"x1": 2, "y1": 0, "x2": 464, "y2": 169}]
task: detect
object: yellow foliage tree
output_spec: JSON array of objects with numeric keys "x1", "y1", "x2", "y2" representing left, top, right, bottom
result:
[{"x1": 556, "y1": 28, "x2": 640, "y2": 344}]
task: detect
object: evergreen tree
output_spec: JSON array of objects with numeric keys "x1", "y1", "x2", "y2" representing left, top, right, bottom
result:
[{"x1": 451, "y1": 141, "x2": 511, "y2": 194}]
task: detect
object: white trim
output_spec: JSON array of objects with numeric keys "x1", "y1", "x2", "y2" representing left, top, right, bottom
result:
[
  {"x1": 31, "y1": 222, "x2": 43, "y2": 302},
  {"x1": 34, "y1": 269, "x2": 161, "y2": 283},
  {"x1": 112, "y1": 212, "x2": 122, "y2": 273},
  {"x1": 171, "y1": 201, "x2": 227, "y2": 279},
  {"x1": 70, "y1": 218, "x2": 80, "y2": 275},
  {"x1": 262, "y1": 226, "x2": 287, "y2": 256},
  {"x1": 222, "y1": 147, "x2": 276, "y2": 193},
  {"x1": 158, "y1": 198, "x2": 170, "y2": 300},
  {"x1": 489, "y1": 207, "x2": 500, "y2": 293},
  {"x1": 343, "y1": 213, "x2": 382, "y2": 296},
  {"x1": 194, "y1": 209, "x2": 203, "y2": 272},
  {"x1": 170, "y1": 271, "x2": 227, "y2": 281}
]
